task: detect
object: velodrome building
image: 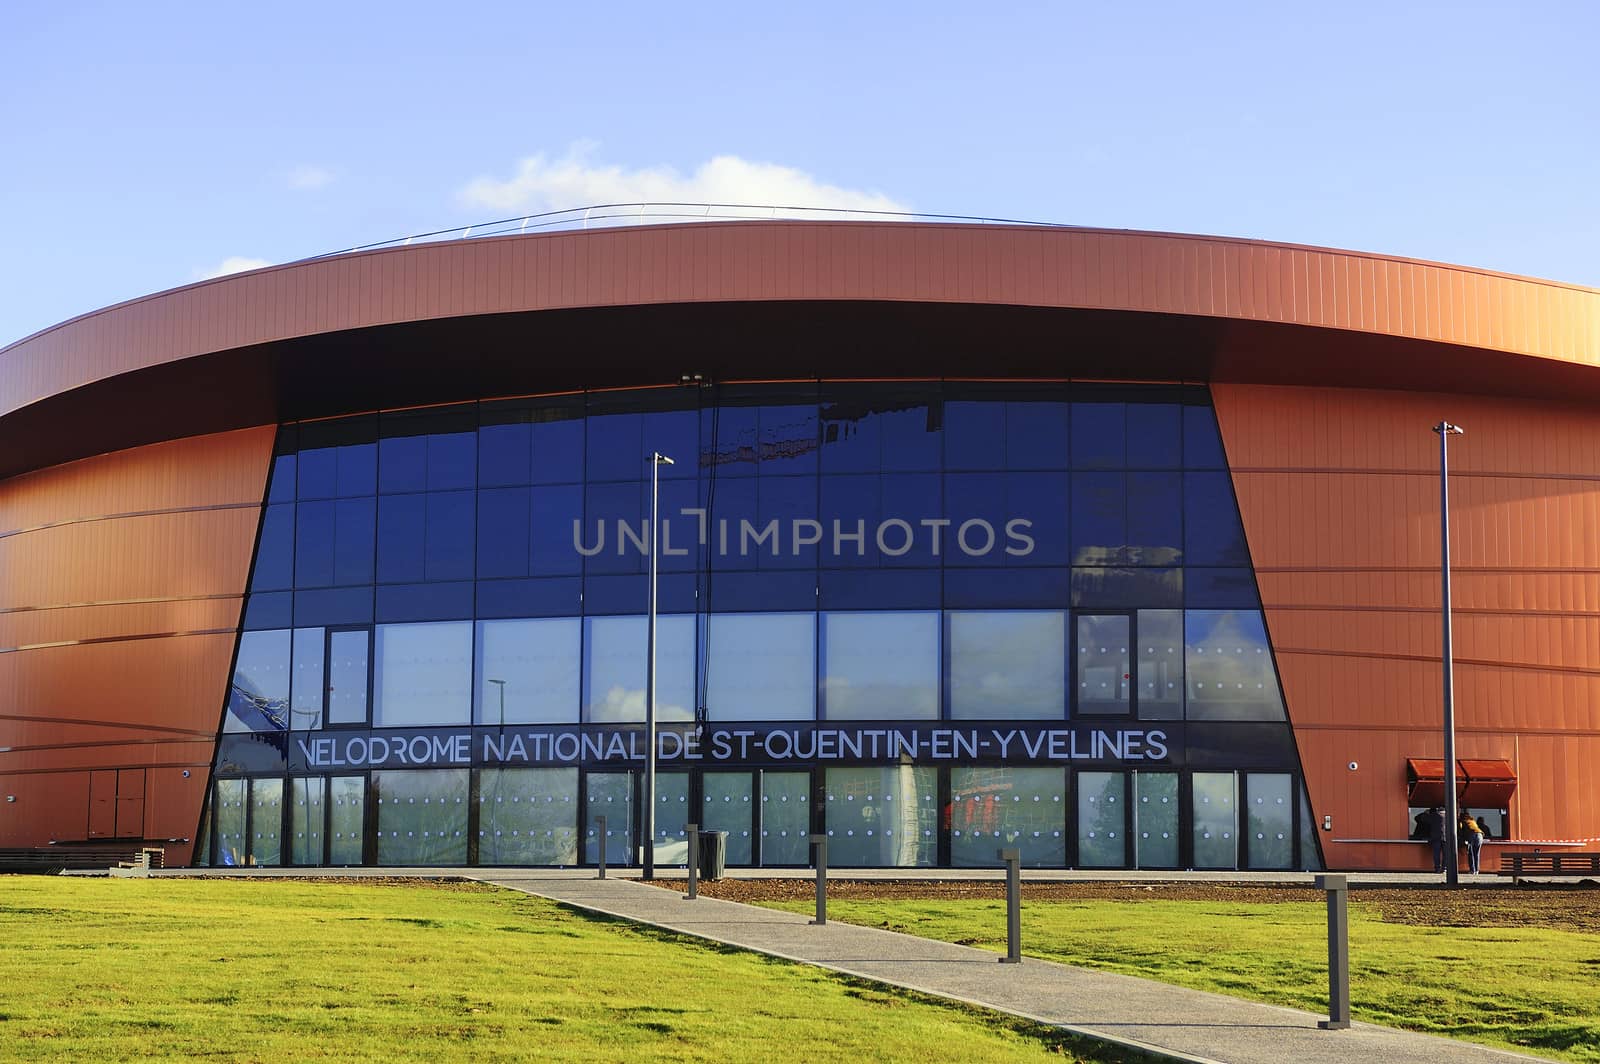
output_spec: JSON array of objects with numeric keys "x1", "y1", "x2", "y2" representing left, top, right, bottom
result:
[{"x1": 2, "y1": 213, "x2": 1597, "y2": 872}]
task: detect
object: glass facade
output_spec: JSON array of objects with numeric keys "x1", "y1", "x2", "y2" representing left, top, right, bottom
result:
[{"x1": 208, "y1": 381, "x2": 1315, "y2": 869}]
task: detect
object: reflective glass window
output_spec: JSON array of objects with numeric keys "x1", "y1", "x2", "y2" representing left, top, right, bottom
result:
[
  {"x1": 1071, "y1": 403, "x2": 1125, "y2": 469},
  {"x1": 1185, "y1": 567, "x2": 1261, "y2": 609},
  {"x1": 1133, "y1": 772, "x2": 1180, "y2": 868},
  {"x1": 702, "y1": 772, "x2": 755, "y2": 866},
  {"x1": 1126, "y1": 472, "x2": 1182, "y2": 566},
  {"x1": 267, "y1": 451, "x2": 297, "y2": 505},
  {"x1": 248, "y1": 778, "x2": 284, "y2": 867},
  {"x1": 327, "y1": 629, "x2": 370, "y2": 725},
  {"x1": 1125, "y1": 403, "x2": 1182, "y2": 469},
  {"x1": 373, "y1": 621, "x2": 472, "y2": 727},
  {"x1": 1076, "y1": 615, "x2": 1130, "y2": 716},
  {"x1": 290, "y1": 777, "x2": 325, "y2": 865},
  {"x1": 650, "y1": 771, "x2": 691, "y2": 865},
  {"x1": 760, "y1": 771, "x2": 811, "y2": 866},
  {"x1": 1135, "y1": 610, "x2": 1184, "y2": 720},
  {"x1": 586, "y1": 772, "x2": 633, "y2": 866},
  {"x1": 478, "y1": 767, "x2": 579, "y2": 866},
  {"x1": 820, "y1": 388, "x2": 941, "y2": 473},
  {"x1": 227, "y1": 630, "x2": 290, "y2": 733},
  {"x1": 294, "y1": 500, "x2": 336, "y2": 586},
  {"x1": 705, "y1": 612, "x2": 816, "y2": 721},
  {"x1": 1075, "y1": 771, "x2": 1125, "y2": 867},
  {"x1": 1184, "y1": 611, "x2": 1286, "y2": 721},
  {"x1": 373, "y1": 769, "x2": 469, "y2": 865},
  {"x1": 425, "y1": 492, "x2": 476, "y2": 581},
  {"x1": 530, "y1": 484, "x2": 584, "y2": 576},
  {"x1": 1072, "y1": 567, "x2": 1182, "y2": 609},
  {"x1": 1070, "y1": 472, "x2": 1124, "y2": 566},
  {"x1": 824, "y1": 767, "x2": 937, "y2": 867},
  {"x1": 1192, "y1": 771, "x2": 1238, "y2": 868},
  {"x1": 583, "y1": 615, "x2": 696, "y2": 723},
  {"x1": 945, "y1": 472, "x2": 1069, "y2": 568},
  {"x1": 1245, "y1": 773, "x2": 1294, "y2": 869},
  {"x1": 943, "y1": 401, "x2": 1006, "y2": 470},
  {"x1": 948, "y1": 611, "x2": 1065, "y2": 719},
  {"x1": 329, "y1": 776, "x2": 365, "y2": 865},
  {"x1": 290, "y1": 627, "x2": 325, "y2": 729},
  {"x1": 212, "y1": 779, "x2": 246, "y2": 867},
  {"x1": 298, "y1": 499, "x2": 376, "y2": 587},
  {"x1": 476, "y1": 618, "x2": 580, "y2": 724},
  {"x1": 477, "y1": 488, "x2": 531, "y2": 579},
  {"x1": 478, "y1": 421, "x2": 533, "y2": 488},
  {"x1": 950, "y1": 767, "x2": 1066, "y2": 868},
  {"x1": 582, "y1": 481, "x2": 647, "y2": 576},
  {"x1": 530, "y1": 411, "x2": 585, "y2": 485},
  {"x1": 376, "y1": 495, "x2": 426, "y2": 583},
  {"x1": 1184, "y1": 472, "x2": 1250, "y2": 566},
  {"x1": 820, "y1": 611, "x2": 939, "y2": 720},
  {"x1": 252, "y1": 504, "x2": 295, "y2": 591},
  {"x1": 1183, "y1": 403, "x2": 1227, "y2": 468}
]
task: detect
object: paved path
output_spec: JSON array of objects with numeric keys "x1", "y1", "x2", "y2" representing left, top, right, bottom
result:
[{"x1": 474, "y1": 872, "x2": 1545, "y2": 1064}]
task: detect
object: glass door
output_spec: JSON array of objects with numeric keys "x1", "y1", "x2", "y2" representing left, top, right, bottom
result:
[
  {"x1": 1075, "y1": 614, "x2": 1131, "y2": 716},
  {"x1": 1133, "y1": 771, "x2": 1179, "y2": 868},
  {"x1": 702, "y1": 771, "x2": 755, "y2": 866},
  {"x1": 759, "y1": 771, "x2": 811, "y2": 866},
  {"x1": 1075, "y1": 771, "x2": 1128, "y2": 867},
  {"x1": 584, "y1": 771, "x2": 633, "y2": 867}
]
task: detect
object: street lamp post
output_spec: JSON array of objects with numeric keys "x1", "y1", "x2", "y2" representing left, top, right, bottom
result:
[
  {"x1": 644, "y1": 451, "x2": 674, "y2": 879},
  {"x1": 487, "y1": 678, "x2": 506, "y2": 728},
  {"x1": 1435, "y1": 422, "x2": 1464, "y2": 885}
]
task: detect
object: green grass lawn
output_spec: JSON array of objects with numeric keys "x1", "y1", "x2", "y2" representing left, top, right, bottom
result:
[
  {"x1": 763, "y1": 896, "x2": 1600, "y2": 1063},
  {"x1": 0, "y1": 878, "x2": 1141, "y2": 1063}
]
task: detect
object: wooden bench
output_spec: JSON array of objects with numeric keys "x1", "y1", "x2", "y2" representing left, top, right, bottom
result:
[
  {"x1": 0, "y1": 845, "x2": 164, "y2": 874},
  {"x1": 1498, "y1": 851, "x2": 1600, "y2": 882}
]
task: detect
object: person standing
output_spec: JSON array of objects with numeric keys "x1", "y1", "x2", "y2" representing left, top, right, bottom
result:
[
  {"x1": 1459, "y1": 810, "x2": 1485, "y2": 874},
  {"x1": 1425, "y1": 806, "x2": 1446, "y2": 873}
]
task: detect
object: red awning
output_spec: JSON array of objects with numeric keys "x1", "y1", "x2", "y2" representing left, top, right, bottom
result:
[{"x1": 1406, "y1": 758, "x2": 1517, "y2": 807}]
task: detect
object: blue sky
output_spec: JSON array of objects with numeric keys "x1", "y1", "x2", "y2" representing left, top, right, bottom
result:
[{"x1": 2, "y1": 1, "x2": 1595, "y2": 347}]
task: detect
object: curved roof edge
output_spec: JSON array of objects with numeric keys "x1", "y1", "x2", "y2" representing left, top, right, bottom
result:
[{"x1": 3, "y1": 221, "x2": 1595, "y2": 421}]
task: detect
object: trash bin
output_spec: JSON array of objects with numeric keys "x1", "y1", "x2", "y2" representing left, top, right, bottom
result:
[{"x1": 698, "y1": 830, "x2": 728, "y2": 881}]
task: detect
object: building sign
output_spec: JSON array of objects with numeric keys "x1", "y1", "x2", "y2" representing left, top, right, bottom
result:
[{"x1": 274, "y1": 722, "x2": 1176, "y2": 773}]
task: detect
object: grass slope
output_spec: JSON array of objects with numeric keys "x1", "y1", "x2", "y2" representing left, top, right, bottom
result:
[
  {"x1": 0, "y1": 878, "x2": 1139, "y2": 1063},
  {"x1": 764, "y1": 896, "x2": 1600, "y2": 1063}
]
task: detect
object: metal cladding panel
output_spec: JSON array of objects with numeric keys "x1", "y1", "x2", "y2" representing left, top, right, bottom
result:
[
  {"x1": 4, "y1": 221, "x2": 1597, "y2": 430},
  {"x1": 1215, "y1": 383, "x2": 1600, "y2": 870},
  {"x1": 0, "y1": 426, "x2": 273, "y2": 863}
]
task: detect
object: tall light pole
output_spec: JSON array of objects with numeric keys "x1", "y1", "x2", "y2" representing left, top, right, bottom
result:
[
  {"x1": 1435, "y1": 422, "x2": 1464, "y2": 885},
  {"x1": 486, "y1": 678, "x2": 506, "y2": 728},
  {"x1": 643, "y1": 451, "x2": 675, "y2": 879}
]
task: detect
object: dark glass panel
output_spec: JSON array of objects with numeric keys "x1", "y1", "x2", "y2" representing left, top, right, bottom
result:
[
  {"x1": 374, "y1": 581, "x2": 475, "y2": 623},
  {"x1": 1006, "y1": 397, "x2": 1071, "y2": 470},
  {"x1": 818, "y1": 568, "x2": 940, "y2": 611},
  {"x1": 707, "y1": 477, "x2": 757, "y2": 567},
  {"x1": 378, "y1": 407, "x2": 476, "y2": 493},
  {"x1": 475, "y1": 577, "x2": 583, "y2": 619},
  {"x1": 1183, "y1": 402, "x2": 1227, "y2": 468},
  {"x1": 530, "y1": 412, "x2": 585, "y2": 484},
  {"x1": 376, "y1": 495, "x2": 426, "y2": 583},
  {"x1": 704, "y1": 570, "x2": 816, "y2": 612},
  {"x1": 332, "y1": 498, "x2": 376, "y2": 586},
  {"x1": 425, "y1": 491, "x2": 476, "y2": 582},
  {"x1": 299, "y1": 417, "x2": 378, "y2": 497},
  {"x1": 477, "y1": 421, "x2": 532, "y2": 488},
  {"x1": 1071, "y1": 567, "x2": 1182, "y2": 609},
  {"x1": 704, "y1": 402, "x2": 759, "y2": 477},
  {"x1": 377, "y1": 434, "x2": 426, "y2": 494},
  {"x1": 477, "y1": 487, "x2": 531, "y2": 579},
  {"x1": 582, "y1": 572, "x2": 697, "y2": 615},
  {"x1": 529, "y1": 484, "x2": 584, "y2": 576},
  {"x1": 1125, "y1": 402, "x2": 1182, "y2": 470},
  {"x1": 1184, "y1": 472, "x2": 1251, "y2": 566},
  {"x1": 427, "y1": 433, "x2": 477, "y2": 492},
  {"x1": 294, "y1": 500, "x2": 335, "y2": 587},
  {"x1": 1185, "y1": 568, "x2": 1261, "y2": 609},
  {"x1": 243, "y1": 591, "x2": 294, "y2": 630},
  {"x1": 585, "y1": 390, "x2": 699, "y2": 483},
  {"x1": 943, "y1": 401, "x2": 1006, "y2": 471},
  {"x1": 880, "y1": 473, "x2": 941, "y2": 568},
  {"x1": 293, "y1": 588, "x2": 373, "y2": 628},
  {"x1": 947, "y1": 472, "x2": 1069, "y2": 568},
  {"x1": 1125, "y1": 471, "x2": 1182, "y2": 566},
  {"x1": 757, "y1": 474, "x2": 818, "y2": 570},
  {"x1": 253, "y1": 503, "x2": 295, "y2": 591},
  {"x1": 296, "y1": 447, "x2": 338, "y2": 500},
  {"x1": 820, "y1": 385, "x2": 941, "y2": 474},
  {"x1": 1071, "y1": 403, "x2": 1125, "y2": 469},
  {"x1": 818, "y1": 474, "x2": 877, "y2": 568},
  {"x1": 266, "y1": 452, "x2": 297, "y2": 505},
  {"x1": 658, "y1": 478, "x2": 703, "y2": 574},
  {"x1": 1070, "y1": 471, "x2": 1125, "y2": 565},
  {"x1": 944, "y1": 567, "x2": 1071, "y2": 609},
  {"x1": 582, "y1": 481, "x2": 646, "y2": 575}
]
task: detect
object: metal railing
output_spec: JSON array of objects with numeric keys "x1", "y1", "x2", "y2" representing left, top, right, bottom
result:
[{"x1": 306, "y1": 202, "x2": 1076, "y2": 262}]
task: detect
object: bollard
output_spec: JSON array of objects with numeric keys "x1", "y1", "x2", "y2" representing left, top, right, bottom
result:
[
  {"x1": 998, "y1": 848, "x2": 1022, "y2": 964},
  {"x1": 596, "y1": 815, "x2": 608, "y2": 880},
  {"x1": 1315, "y1": 874, "x2": 1351, "y2": 1030},
  {"x1": 810, "y1": 834, "x2": 828, "y2": 925},
  {"x1": 685, "y1": 823, "x2": 699, "y2": 900}
]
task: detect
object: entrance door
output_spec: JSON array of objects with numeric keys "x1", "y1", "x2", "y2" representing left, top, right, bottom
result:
[
  {"x1": 702, "y1": 771, "x2": 755, "y2": 865},
  {"x1": 759, "y1": 771, "x2": 811, "y2": 866},
  {"x1": 585, "y1": 772, "x2": 633, "y2": 866},
  {"x1": 1133, "y1": 771, "x2": 1179, "y2": 868}
]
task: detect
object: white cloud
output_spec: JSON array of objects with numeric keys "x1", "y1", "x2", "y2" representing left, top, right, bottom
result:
[
  {"x1": 287, "y1": 164, "x2": 334, "y2": 190},
  {"x1": 198, "y1": 256, "x2": 272, "y2": 280},
  {"x1": 458, "y1": 145, "x2": 909, "y2": 220}
]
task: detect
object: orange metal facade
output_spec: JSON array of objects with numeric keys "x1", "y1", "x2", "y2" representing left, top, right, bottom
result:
[
  {"x1": 0, "y1": 428, "x2": 273, "y2": 864},
  {"x1": 1214, "y1": 384, "x2": 1600, "y2": 869},
  {"x1": 1, "y1": 221, "x2": 1597, "y2": 869}
]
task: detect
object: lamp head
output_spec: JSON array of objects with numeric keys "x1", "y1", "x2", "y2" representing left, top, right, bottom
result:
[
  {"x1": 1433, "y1": 421, "x2": 1464, "y2": 436},
  {"x1": 653, "y1": 453, "x2": 676, "y2": 465}
]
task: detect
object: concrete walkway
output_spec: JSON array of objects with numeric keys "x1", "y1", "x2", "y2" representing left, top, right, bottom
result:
[{"x1": 474, "y1": 871, "x2": 1547, "y2": 1064}]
